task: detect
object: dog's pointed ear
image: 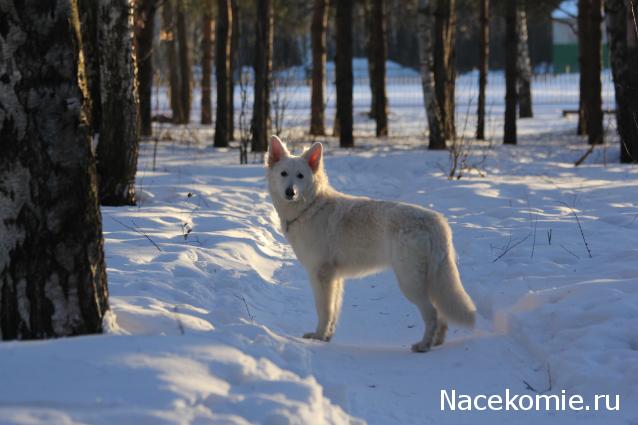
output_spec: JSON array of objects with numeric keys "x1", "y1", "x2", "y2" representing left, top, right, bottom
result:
[
  {"x1": 267, "y1": 135, "x2": 289, "y2": 167},
  {"x1": 303, "y1": 142, "x2": 323, "y2": 173}
]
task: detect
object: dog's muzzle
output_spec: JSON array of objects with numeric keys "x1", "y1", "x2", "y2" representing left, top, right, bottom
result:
[{"x1": 285, "y1": 186, "x2": 296, "y2": 200}]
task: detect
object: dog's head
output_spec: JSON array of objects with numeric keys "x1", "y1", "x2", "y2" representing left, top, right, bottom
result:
[{"x1": 266, "y1": 136, "x2": 324, "y2": 204}]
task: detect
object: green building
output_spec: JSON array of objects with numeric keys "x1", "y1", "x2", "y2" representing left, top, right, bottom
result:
[{"x1": 552, "y1": 17, "x2": 610, "y2": 73}]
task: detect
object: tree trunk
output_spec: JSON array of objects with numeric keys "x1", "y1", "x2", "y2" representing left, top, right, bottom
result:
[
  {"x1": 417, "y1": 0, "x2": 445, "y2": 149},
  {"x1": 605, "y1": 0, "x2": 638, "y2": 162},
  {"x1": 176, "y1": 0, "x2": 191, "y2": 124},
  {"x1": 581, "y1": 0, "x2": 604, "y2": 145},
  {"x1": 371, "y1": 0, "x2": 389, "y2": 136},
  {"x1": 78, "y1": 0, "x2": 101, "y2": 136},
  {"x1": 434, "y1": 0, "x2": 456, "y2": 141},
  {"x1": 365, "y1": 0, "x2": 377, "y2": 119},
  {"x1": 162, "y1": 0, "x2": 184, "y2": 124},
  {"x1": 97, "y1": 0, "x2": 141, "y2": 206},
  {"x1": 577, "y1": 0, "x2": 591, "y2": 135},
  {"x1": 251, "y1": 0, "x2": 273, "y2": 152},
  {"x1": 0, "y1": 0, "x2": 109, "y2": 340},
  {"x1": 135, "y1": 0, "x2": 158, "y2": 136},
  {"x1": 215, "y1": 0, "x2": 233, "y2": 147},
  {"x1": 310, "y1": 0, "x2": 329, "y2": 136},
  {"x1": 516, "y1": 3, "x2": 533, "y2": 118},
  {"x1": 476, "y1": 0, "x2": 489, "y2": 140},
  {"x1": 504, "y1": 0, "x2": 518, "y2": 144},
  {"x1": 201, "y1": 0, "x2": 214, "y2": 125},
  {"x1": 229, "y1": 0, "x2": 239, "y2": 140},
  {"x1": 336, "y1": 0, "x2": 354, "y2": 147}
]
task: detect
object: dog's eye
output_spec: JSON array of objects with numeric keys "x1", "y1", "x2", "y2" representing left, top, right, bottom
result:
[
  {"x1": 281, "y1": 171, "x2": 288, "y2": 177},
  {"x1": 297, "y1": 173, "x2": 304, "y2": 179}
]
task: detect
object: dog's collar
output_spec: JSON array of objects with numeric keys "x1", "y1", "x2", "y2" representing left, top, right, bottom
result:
[{"x1": 283, "y1": 195, "x2": 324, "y2": 233}]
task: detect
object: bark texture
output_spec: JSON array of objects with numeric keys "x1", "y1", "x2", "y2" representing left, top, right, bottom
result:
[
  {"x1": 96, "y1": 0, "x2": 141, "y2": 206},
  {"x1": 78, "y1": 0, "x2": 101, "y2": 136},
  {"x1": 516, "y1": 4, "x2": 533, "y2": 118},
  {"x1": 0, "y1": 0, "x2": 109, "y2": 340},
  {"x1": 176, "y1": 0, "x2": 191, "y2": 124},
  {"x1": 371, "y1": 0, "x2": 389, "y2": 136},
  {"x1": 579, "y1": 0, "x2": 604, "y2": 144},
  {"x1": 504, "y1": 0, "x2": 518, "y2": 144},
  {"x1": 135, "y1": 0, "x2": 158, "y2": 136},
  {"x1": 251, "y1": 0, "x2": 273, "y2": 152},
  {"x1": 605, "y1": 0, "x2": 638, "y2": 162},
  {"x1": 476, "y1": 0, "x2": 489, "y2": 140},
  {"x1": 336, "y1": 0, "x2": 354, "y2": 147},
  {"x1": 310, "y1": 0, "x2": 329, "y2": 136},
  {"x1": 201, "y1": 0, "x2": 214, "y2": 125},
  {"x1": 162, "y1": 0, "x2": 184, "y2": 124},
  {"x1": 417, "y1": 0, "x2": 445, "y2": 149},
  {"x1": 433, "y1": 0, "x2": 456, "y2": 141},
  {"x1": 229, "y1": 0, "x2": 239, "y2": 139},
  {"x1": 215, "y1": 0, "x2": 232, "y2": 147}
]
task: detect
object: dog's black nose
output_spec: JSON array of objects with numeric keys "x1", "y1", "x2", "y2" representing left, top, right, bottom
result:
[{"x1": 285, "y1": 186, "x2": 295, "y2": 199}]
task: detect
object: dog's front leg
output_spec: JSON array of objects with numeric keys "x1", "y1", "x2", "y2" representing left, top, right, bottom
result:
[{"x1": 303, "y1": 267, "x2": 343, "y2": 342}]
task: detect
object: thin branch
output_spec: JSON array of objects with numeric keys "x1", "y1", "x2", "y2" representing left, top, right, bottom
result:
[
  {"x1": 492, "y1": 232, "x2": 532, "y2": 263},
  {"x1": 558, "y1": 201, "x2": 592, "y2": 258},
  {"x1": 109, "y1": 216, "x2": 162, "y2": 252}
]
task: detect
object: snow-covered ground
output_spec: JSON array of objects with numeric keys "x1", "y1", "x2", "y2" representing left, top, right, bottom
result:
[{"x1": 1, "y1": 88, "x2": 638, "y2": 425}]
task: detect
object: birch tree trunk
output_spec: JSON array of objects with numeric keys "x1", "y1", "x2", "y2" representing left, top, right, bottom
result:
[
  {"x1": 201, "y1": 0, "x2": 214, "y2": 125},
  {"x1": 310, "y1": 0, "x2": 329, "y2": 135},
  {"x1": 365, "y1": 0, "x2": 377, "y2": 119},
  {"x1": 476, "y1": 0, "x2": 489, "y2": 140},
  {"x1": 434, "y1": 0, "x2": 456, "y2": 141},
  {"x1": 135, "y1": 0, "x2": 158, "y2": 136},
  {"x1": 176, "y1": 0, "x2": 191, "y2": 124},
  {"x1": 417, "y1": 0, "x2": 445, "y2": 149},
  {"x1": 336, "y1": 0, "x2": 354, "y2": 147},
  {"x1": 0, "y1": 0, "x2": 109, "y2": 340},
  {"x1": 605, "y1": 0, "x2": 638, "y2": 162},
  {"x1": 229, "y1": 0, "x2": 239, "y2": 140},
  {"x1": 516, "y1": 4, "x2": 533, "y2": 118},
  {"x1": 162, "y1": 0, "x2": 184, "y2": 124},
  {"x1": 214, "y1": 0, "x2": 232, "y2": 147},
  {"x1": 78, "y1": 0, "x2": 101, "y2": 136},
  {"x1": 371, "y1": 0, "x2": 389, "y2": 136},
  {"x1": 97, "y1": 0, "x2": 141, "y2": 206},
  {"x1": 251, "y1": 0, "x2": 273, "y2": 152},
  {"x1": 504, "y1": 0, "x2": 518, "y2": 144}
]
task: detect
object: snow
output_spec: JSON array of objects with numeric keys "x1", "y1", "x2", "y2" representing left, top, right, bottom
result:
[{"x1": 2, "y1": 75, "x2": 638, "y2": 424}]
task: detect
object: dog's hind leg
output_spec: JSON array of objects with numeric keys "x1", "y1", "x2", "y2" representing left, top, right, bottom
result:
[
  {"x1": 411, "y1": 300, "x2": 440, "y2": 352},
  {"x1": 303, "y1": 266, "x2": 343, "y2": 342}
]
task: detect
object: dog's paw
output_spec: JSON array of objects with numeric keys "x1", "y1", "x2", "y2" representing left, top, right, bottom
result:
[
  {"x1": 302, "y1": 332, "x2": 331, "y2": 342},
  {"x1": 411, "y1": 341, "x2": 432, "y2": 353}
]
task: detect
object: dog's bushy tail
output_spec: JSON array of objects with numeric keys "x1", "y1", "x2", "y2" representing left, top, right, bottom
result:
[{"x1": 430, "y1": 248, "x2": 476, "y2": 327}]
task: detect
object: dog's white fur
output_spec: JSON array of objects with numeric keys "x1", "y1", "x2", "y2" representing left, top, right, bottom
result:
[{"x1": 266, "y1": 136, "x2": 476, "y2": 352}]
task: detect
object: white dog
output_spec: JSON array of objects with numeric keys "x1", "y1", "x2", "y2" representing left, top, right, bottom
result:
[{"x1": 266, "y1": 136, "x2": 476, "y2": 352}]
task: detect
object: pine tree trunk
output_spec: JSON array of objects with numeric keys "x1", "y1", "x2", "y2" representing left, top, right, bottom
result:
[
  {"x1": 336, "y1": 0, "x2": 354, "y2": 147},
  {"x1": 176, "y1": 0, "x2": 191, "y2": 124},
  {"x1": 78, "y1": 0, "x2": 101, "y2": 136},
  {"x1": 229, "y1": 0, "x2": 239, "y2": 140},
  {"x1": 365, "y1": 0, "x2": 377, "y2": 119},
  {"x1": 516, "y1": 4, "x2": 533, "y2": 118},
  {"x1": 417, "y1": 0, "x2": 445, "y2": 149},
  {"x1": 97, "y1": 0, "x2": 141, "y2": 206},
  {"x1": 605, "y1": 0, "x2": 638, "y2": 162},
  {"x1": 504, "y1": 0, "x2": 518, "y2": 144},
  {"x1": 201, "y1": 0, "x2": 214, "y2": 125},
  {"x1": 310, "y1": 0, "x2": 329, "y2": 136},
  {"x1": 371, "y1": 0, "x2": 389, "y2": 136},
  {"x1": 434, "y1": 0, "x2": 456, "y2": 141},
  {"x1": 476, "y1": 0, "x2": 489, "y2": 140},
  {"x1": 251, "y1": 0, "x2": 273, "y2": 152},
  {"x1": 585, "y1": 0, "x2": 604, "y2": 145},
  {"x1": 0, "y1": 0, "x2": 109, "y2": 340},
  {"x1": 577, "y1": 0, "x2": 591, "y2": 135},
  {"x1": 163, "y1": 0, "x2": 184, "y2": 124},
  {"x1": 135, "y1": 0, "x2": 158, "y2": 136},
  {"x1": 215, "y1": 0, "x2": 232, "y2": 147}
]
